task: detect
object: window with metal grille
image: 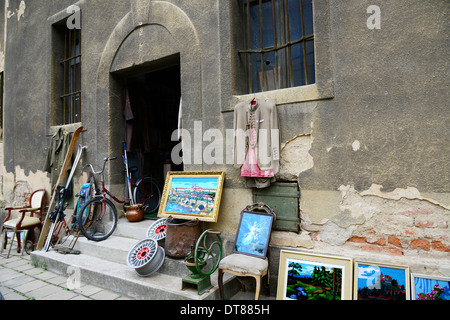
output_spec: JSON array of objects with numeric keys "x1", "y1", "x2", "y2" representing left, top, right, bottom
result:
[
  {"x1": 240, "y1": 0, "x2": 315, "y2": 93},
  {"x1": 61, "y1": 28, "x2": 81, "y2": 124}
]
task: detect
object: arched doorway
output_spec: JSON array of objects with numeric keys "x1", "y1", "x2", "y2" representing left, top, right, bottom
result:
[{"x1": 93, "y1": 2, "x2": 202, "y2": 210}]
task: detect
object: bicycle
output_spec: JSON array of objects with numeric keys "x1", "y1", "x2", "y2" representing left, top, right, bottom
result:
[
  {"x1": 124, "y1": 146, "x2": 161, "y2": 216},
  {"x1": 78, "y1": 157, "x2": 122, "y2": 241},
  {"x1": 130, "y1": 168, "x2": 161, "y2": 216},
  {"x1": 79, "y1": 157, "x2": 161, "y2": 241}
]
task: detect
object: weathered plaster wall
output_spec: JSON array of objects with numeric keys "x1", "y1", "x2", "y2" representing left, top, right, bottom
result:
[
  {"x1": 1, "y1": 0, "x2": 449, "y2": 281},
  {"x1": 264, "y1": 0, "x2": 450, "y2": 276},
  {"x1": 0, "y1": 1, "x2": 5, "y2": 207}
]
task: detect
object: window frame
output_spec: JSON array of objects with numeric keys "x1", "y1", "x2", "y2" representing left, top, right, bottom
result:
[
  {"x1": 61, "y1": 26, "x2": 82, "y2": 125},
  {"x1": 48, "y1": 3, "x2": 84, "y2": 128},
  {"x1": 227, "y1": 0, "x2": 334, "y2": 112},
  {"x1": 240, "y1": 0, "x2": 316, "y2": 93}
]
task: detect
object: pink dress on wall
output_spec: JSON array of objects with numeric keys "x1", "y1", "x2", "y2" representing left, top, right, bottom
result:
[{"x1": 240, "y1": 106, "x2": 275, "y2": 178}]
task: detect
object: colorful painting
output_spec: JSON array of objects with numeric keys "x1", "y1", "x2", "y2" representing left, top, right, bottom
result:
[
  {"x1": 285, "y1": 260, "x2": 344, "y2": 300},
  {"x1": 277, "y1": 251, "x2": 353, "y2": 300},
  {"x1": 355, "y1": 262, "x2": 410, "y2": 300},
  {"x1": 158, "y1": 171, "x2": 225, "y2": 223},
  {"x1": 411, "y1": 274, "x2": 450, "y2": 300},
  {"x1": 233, "y1": 210, "x2": 274, "y2": 258}
]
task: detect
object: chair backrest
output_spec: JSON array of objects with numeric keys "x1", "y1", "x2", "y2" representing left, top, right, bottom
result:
[{"x1": 30, "y1": 189, "x2": 46, "y2": 210}]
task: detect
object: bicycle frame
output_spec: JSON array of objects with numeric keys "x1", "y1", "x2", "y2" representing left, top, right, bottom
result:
[
  {"x1": 85, "y1": 156, "x2": 157, "y2": 214},
  {"x1": 86, "y1": 157, "x2": 131, "y2": 205},
  {"x1": 96, "y1": 180, "x2": 128, "y2": 205}
]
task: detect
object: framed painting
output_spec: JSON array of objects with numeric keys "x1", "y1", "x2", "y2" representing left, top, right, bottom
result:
[
  {"x1": 354, "y1": 261, "x2": 410, "y2": 300},
  {"x1": 233, "y1": 210, "x2": 275, "y2": 258},
  {"x1": 411, "y1": 274, "x2": 450, "y2": 300},
  {"x1": 277, "y1": 250, "x2": 353, "y2": 300},
  {"x1": 157, "y1": 171, "x2": 225, "y2": 223}
]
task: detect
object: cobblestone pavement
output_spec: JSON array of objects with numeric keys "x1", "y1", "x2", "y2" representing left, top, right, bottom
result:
[{"x1": 0, "y1": 249, "x2": 133, "y2": 301}]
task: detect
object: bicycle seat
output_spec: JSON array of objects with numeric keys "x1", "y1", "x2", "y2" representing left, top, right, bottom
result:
[{"x1": 128, "y1": 166, "x2": 138, "y2": 173}]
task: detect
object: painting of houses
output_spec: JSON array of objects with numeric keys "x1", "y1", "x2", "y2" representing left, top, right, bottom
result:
[
  {"x1": 158, "y1": 172, "x2": 224, "y2": 222},
  {"x1": 165, "y1": 177, "x2": 218, "y2": 214}
]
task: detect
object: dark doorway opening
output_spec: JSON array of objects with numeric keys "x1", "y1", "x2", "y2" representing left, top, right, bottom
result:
[{"x1": 123, "y1": 63, "x2": 183, "y2": 217}]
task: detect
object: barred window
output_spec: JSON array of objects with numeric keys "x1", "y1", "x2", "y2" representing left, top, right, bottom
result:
[
  {"x1": 240, "y1": 0, "x2": 315, "y2": 93},
  {"x1": 61, "y1": 28, "x2": 81, "y2": 124}
]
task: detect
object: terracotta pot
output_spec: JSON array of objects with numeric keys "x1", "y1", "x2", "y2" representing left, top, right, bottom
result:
[{"x1": 124, "y1": 204, "x2": 144, "y2": 222}]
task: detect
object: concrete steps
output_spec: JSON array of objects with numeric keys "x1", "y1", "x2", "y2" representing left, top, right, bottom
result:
[{"x1": 31, "y1": 218, "x2": 240, "y2": 300}]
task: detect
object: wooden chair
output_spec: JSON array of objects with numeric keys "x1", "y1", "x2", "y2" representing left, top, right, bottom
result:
[
  {"x1": 1, "y1": 189, "x2": 47, "y2": 257},
  {"x1": 218, "y1": 203, "x2": 276, "y2": 300},
  {"x1": 218, "y1": 253, "x2": 269, "y2": 300}
]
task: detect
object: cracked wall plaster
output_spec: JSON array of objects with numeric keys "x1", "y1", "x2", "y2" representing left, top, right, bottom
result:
[
  {"x1": 300, "y1": 183, "x2": 449, "y2": 248},
  {"x1": 338, "y1": 184, "x2": 449, "y2": 225},
  {"x1": 278, "y1": 134, "x2": 314, "y2": 181},
  {"x1": 1, "y1": 165, "x2": 50, "y2": 210}
]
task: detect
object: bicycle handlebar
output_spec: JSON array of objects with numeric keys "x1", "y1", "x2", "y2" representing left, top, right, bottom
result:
[{"x1": 84, "y1": 157, "x2": 118, "y2": 175}]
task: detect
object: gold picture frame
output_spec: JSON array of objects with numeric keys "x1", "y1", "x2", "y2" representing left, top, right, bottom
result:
[
  {"x1": 277, "y1": 250, "x2": 353, "y2": 300},
  {"x1": 157, "y1": 171, "x2": 225, "y2": 223}
]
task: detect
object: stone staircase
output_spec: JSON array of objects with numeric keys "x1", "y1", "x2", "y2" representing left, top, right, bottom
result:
[{"x1": 30, "y1": 218, "x2": 241, "y2": 300}]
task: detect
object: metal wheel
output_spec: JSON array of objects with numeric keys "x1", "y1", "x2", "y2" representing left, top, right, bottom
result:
[
  {"x1": 146, "y1": 218, "x2": 167, "y2": 241},
  {"x1": 194, "y1": 230, "x2": 222, "y2": 277},
  {"x1": 127, "y1": 238, "x2": 165, "y2": 277},
  {"x1": 78, "y1": 197, "x2": 117, "y2": 241}
]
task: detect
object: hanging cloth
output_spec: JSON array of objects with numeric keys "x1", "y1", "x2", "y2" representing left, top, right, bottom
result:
[
  {"x1": 233, "y1": 98, "x2": 280, "y2": 188},
  {"x1": 44, "y1": 128, "x2": 72, "y2": 188},
  {"x1": 123, "y1": 87, "x2": 134, "y2": 152}
]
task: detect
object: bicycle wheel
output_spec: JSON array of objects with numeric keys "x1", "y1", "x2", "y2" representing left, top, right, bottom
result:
[
  {"x1": 133, "y1": 177, "x2": 161, "y2": 214},
  {"x1": 78, "y1": 197, "x2": 117, "y2": 241},
  {"x1": 72, "y1": 174, "x2": 97, "y2": 232}
]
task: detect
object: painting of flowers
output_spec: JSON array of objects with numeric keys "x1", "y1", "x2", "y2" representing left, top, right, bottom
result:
[
  {"x1": 411, "y1": 274, "x2": 450, "y2": 300},
  {"x1": 355, "y1": 262, "x2": 410, "y2": 300}
]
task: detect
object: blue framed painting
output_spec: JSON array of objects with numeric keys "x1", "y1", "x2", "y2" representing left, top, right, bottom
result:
[
  {"x1": 233, "y1": 210, "x2": 274, "y2": 258},
  {"x1": 355, "y1": 261, "x2": 410, "y2": 300},
  {"x1": 158, "y1": 171, "x2": 225, "y2": 222},
  {"x1": 411, "y1": 274, "x2": 450, "y2": 300}
]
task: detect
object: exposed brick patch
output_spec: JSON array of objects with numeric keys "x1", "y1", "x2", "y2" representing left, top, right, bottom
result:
[
  {"x1": 348, "y1": 236, "x2": 366, "y2": 243},
  {"x1": 432, "y1": 241, "x2": 450, "y2": 252},
  {"x1": 411, "y1": 239, "x2": 430, "y2": 251},
  {"x1": 384, "y1": 247, "x2": 404, "y2": 256},
  {"x1": 388, "y1": 237, "x2": 403, "y2": 248},
  {"x1": 361, "y1": 245, "x2": 403, "y2": 256},
  {"x1": 367, "y1": 237, "x2": 386, "y2": 246},
  {"x1": 415, "y1": 220, "x2": 434, "y2": 228}
]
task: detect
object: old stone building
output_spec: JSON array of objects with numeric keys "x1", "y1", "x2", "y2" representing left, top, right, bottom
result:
[{"x1": 0, "y1": 0, "x2": 448, "y2": 297}]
